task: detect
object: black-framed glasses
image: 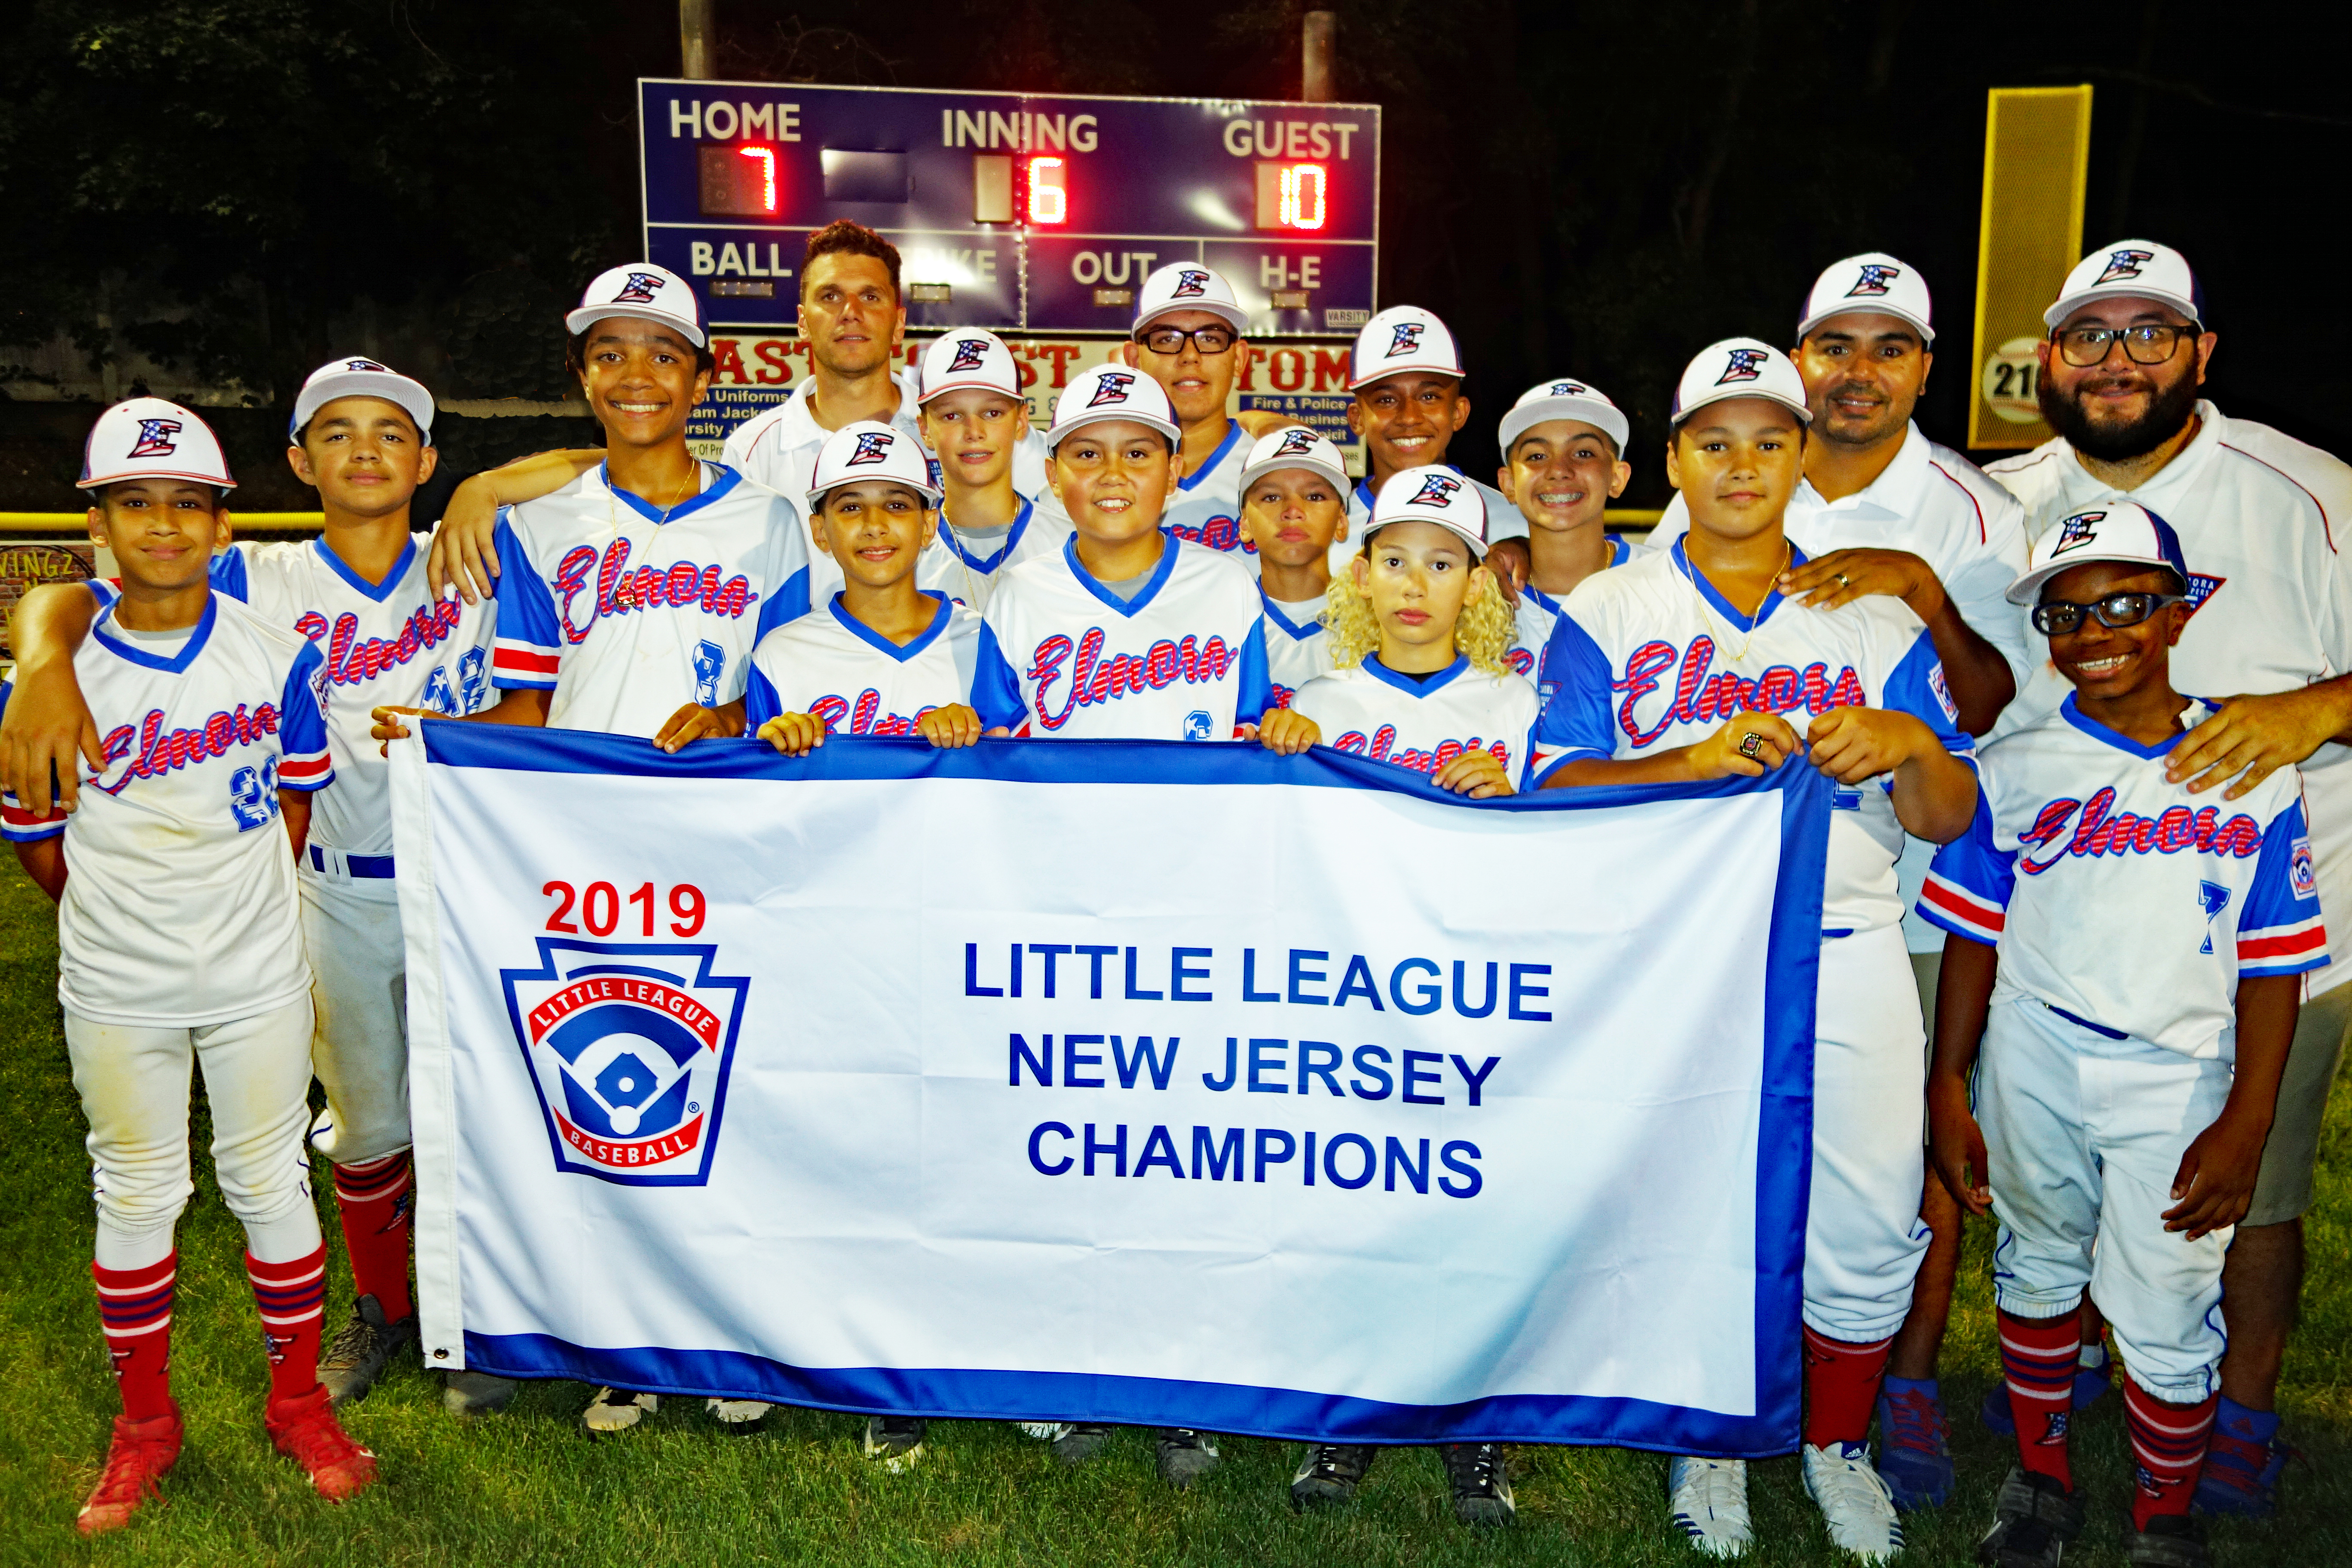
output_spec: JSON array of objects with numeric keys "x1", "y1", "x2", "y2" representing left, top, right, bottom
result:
[
  {"x1": 2031, "y1": 591, "x2": 2186, "y2": 636},
  {"x1": 2052, "y1": 322, "x2": 2199, "y2": 368},
  {"x1": 1134, "y1": 323, "x2": 1237, "y2": 356}
]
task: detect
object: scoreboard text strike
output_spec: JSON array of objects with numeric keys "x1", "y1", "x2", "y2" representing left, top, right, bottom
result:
[{"x1": 638, "y1": 80, "x2": 1380, "y2": 337}]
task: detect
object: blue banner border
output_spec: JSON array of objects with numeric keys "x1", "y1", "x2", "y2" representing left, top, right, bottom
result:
[{"x1": 420, "y1": 722, "x2": 1829, "y2": 1454}]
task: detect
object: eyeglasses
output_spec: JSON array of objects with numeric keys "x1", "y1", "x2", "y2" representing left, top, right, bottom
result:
[
  {"x1": 1134, "y1": 324, "x2": 1238, "y2": 356},
  {"x1": 2031, "y1": 590, "x2": 2186, "y2": 636},
  {"x1": 2052, "y1": 323, "x2": 2199, "y2": 368}
]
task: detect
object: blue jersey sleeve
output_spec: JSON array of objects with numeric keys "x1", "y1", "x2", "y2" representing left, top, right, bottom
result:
[
  {"x1": 1233, "y1": 616, "x2": 1270, "y2": 731},
  {"x1": 971, "y1": 621, "x2": 1028, "y2": 733},
  {"x1": 2239, "y1": 796, "x2": 2329, "y2": 976},
  {"x1": 756, "y1": 564, "x2": 812, "y2": 640},
  {"x1": 208, "y1": 545, "x2": 251, "y2": 600},
  {"x1": 1916, "y1": 790, "x2": 2014, "y2": 946},
  {"x1": 489, "y1": 511, "x2": 562, "y2": 691},
  {"x1": 744, "y1": 665, "x2": 782, "y2": 731},
  {"x1": 1529, "y1": 612, "x2": 1620, "y2": 782},
  {"x1": 275, "y1": 641, "x2": 335, "y2": 792},
  {"x1": 1882, "y1": 630, "x2": 1973, "y2": 759}
]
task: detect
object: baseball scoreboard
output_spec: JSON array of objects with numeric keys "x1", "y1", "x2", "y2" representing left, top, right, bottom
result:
[{"x1": 638, "y1": 80, "x2": 1380, "y2": 337}]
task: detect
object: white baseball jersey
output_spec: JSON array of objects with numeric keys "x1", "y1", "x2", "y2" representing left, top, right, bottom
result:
[
  {"x1": 974, "y1": 536, "x2": 1271, "y2": 740},
  {"x1": 1340, "y1": 469, "x2": 1528, "y2": 575},
  {"x1": 1534, "y1": 539, "x2": 1973, "y2": 936},
  {"x1": 1161, "y1": 419, "x2": 1253, "y2": 559},
  {"x1": 1920, "y1": 695, "x2": 2326, "y2": 1058},
  {"x1": 724, "y1": 368, "x2": 1053, "y2": 514},
  {"x1": 1508, "y1": 536, "x2": 1638, "y2": 687},
  {"x1": 491, "y1": 462, "x2": 810, "y2": 736},
  {"x1": 2, "y1": 596, "x2": 331, "y2": 1026},
  {"x1": 899, "y1": 496, "x2": 1068, "y2": 615},
  {"x1": 1262, "y1": 592, "x2": 1334, "y2": 709},
  {"x1": 1292, "y1": 657, "x2": 1539, "y2": 788},
  {"x1": 205, "y1": 536, "x2": 496, "y2": 859},
  {"x1": 1989, "y1": 401, "x2": 2352, "y2": 993},
  {"x1": 745, "y1": 592, "x2": 980, "y2": 735}
]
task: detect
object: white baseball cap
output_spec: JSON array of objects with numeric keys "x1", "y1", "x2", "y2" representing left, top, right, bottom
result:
[
  {"x1": 1366, "y1": 465, "x2": 1489, "y2": 558},
  {"x1": 1047, "y1": 364, "x2": 1181, "y2": 450},
  {"x1": 2006, "y1": 501, "x2": 2192, "y2": 606},
  {"x1": 805, "y1": 420, "x2": 942, "y2": 511},
  {"x1": 2044, "y1": 240, "x2": 2204, "y2": 331},
  {"x1": 1498, "y1": 377, "x2": 1631, "y2": 459},
  {"x1": 77, "y1": 397, "x2": 236, "y2": 491},
  {"x1": 291, "y1": 356, "x2": 436, "y2": 443},
  {"x1": 566, "y1": 263, "x2": 707, "y2": 347},
  {"x1": 1133, "y1": 263, "x2": 1249, "y2": 335},
  {"x1": 1670, "y1": 338, "x2": 1813, "y2": 427},
  {"x1": 1797, "y1": 252, "x2": 1935, "y2": 346},
  {"x1": 918, "y1": 329, "x2": 1023, "y2": 403},
  {"x1": 1349, "y1": 305, "x2": 1464, "y2": 391},
  {"x1": 1238, "y1": 426, "x2": 1351, "y2": 495}
]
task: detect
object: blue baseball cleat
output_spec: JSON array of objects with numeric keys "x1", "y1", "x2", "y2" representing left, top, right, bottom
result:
[
  {"x1": 2194, "y1": 1397, "x2": 2290, "y2": 1518},
  {"x1": 1981, "y1": 1355, "x2": 2113, "y2": 1436},
  {"x1": 1873, "y1": 1377, "x2": 1953, "y2": 1510}
]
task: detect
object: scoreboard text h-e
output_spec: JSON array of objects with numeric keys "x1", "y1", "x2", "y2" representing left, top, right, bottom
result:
[{"x1": 639, "y1": 80, "x2": 1380, "y2": 337}]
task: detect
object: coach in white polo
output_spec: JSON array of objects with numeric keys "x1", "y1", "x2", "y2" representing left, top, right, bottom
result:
[{"x1": 1988, "y1": 239, "x2": 2352, "y2": 1513}]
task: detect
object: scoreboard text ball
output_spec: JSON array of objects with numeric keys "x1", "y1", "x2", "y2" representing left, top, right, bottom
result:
[{"x1": 638, "y1": 80, "x2": 1381, "y2": 337}]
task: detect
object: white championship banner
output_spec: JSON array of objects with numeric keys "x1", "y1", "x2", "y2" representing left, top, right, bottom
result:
[{"x1": 392, "y1": 722, "x2": 1829, "y2": 1453}]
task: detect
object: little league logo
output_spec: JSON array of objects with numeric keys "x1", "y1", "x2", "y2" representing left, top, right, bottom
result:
[
  {"x1": 1384, "y1": 322, "x2": 1425, "y2": 358},
  {"x1": 1172, "y1": 268, "x2": 1211, "y2": 298},
  {"x1": 1410, "y1": 473, "x2": 1464, "y2": 508},
  {"x1": 847, "y1": 431, "x2": 894, "y2": 465},
  {"x1": 946, "y1": 337, "x2": 990, "y2": 374},
  {"x1": 1087, "y1": 371, "x2": 1136, "y2": 407},
  {"x1": 1716, "y1": 348, "x2": 1768, "y2": 385},
  {"x1": 127, "y1": 418, "x2": 183, "y2": 459},
  {"x1": 614, "y1": 271, "x2": 667, "y2": 304},
  {"x1": 1845, "y1": 263, "x2": 1900, "y2": 297},
  {"x1": 2095, "y1": 248, "x2": 2156, "y2": 287},
  {"x1": 504, "y1": 939, "x2": 748, "y2": 1186}
]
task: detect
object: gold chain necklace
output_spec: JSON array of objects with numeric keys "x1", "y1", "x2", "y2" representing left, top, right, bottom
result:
[
  {"x1": 605, "y1": 460, "x2": 706, "y2": 540},
  {"x1": 1680, "y1": 539, "x2": 1791, "y2": 666}
]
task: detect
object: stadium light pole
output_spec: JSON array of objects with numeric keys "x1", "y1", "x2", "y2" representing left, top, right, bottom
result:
[
  {"x1": 680, "y1": 0, "x2": 715, "y2": 80},
  {"x1": 1303, "y1": 11, "x2": 1335, "y2": 102}
]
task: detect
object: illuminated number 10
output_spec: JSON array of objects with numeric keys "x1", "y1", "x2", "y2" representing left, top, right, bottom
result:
[
  {"x1": 1027, "y1": 156, "x2": 1067, "y2": 224},
  {"x1": 1281, "y1": 163, "x2": 1326, "y2": 230}
]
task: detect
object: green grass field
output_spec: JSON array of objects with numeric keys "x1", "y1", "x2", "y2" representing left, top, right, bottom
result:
[{"x1": 1, "y1": 862, "x2": 2345, "y2": 1568}]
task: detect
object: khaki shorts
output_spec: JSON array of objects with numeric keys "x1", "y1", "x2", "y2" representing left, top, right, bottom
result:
[{"x1": 2245, "y1": 981, "x2": 2352, "y2": 1228}]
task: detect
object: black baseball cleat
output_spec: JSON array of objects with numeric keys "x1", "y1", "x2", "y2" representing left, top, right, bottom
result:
[
  {"x1": 1977, "y1": 1467, "x2": 2085, "y2": 1567},
  {"x1": 1050, "y1": 1422, "x2": 1113, "y2": 1466},
  {"x1": 442, "y1": 1369, "x2": 519, "y2": 1417},
  {"x1": 1291, "y1": 1444, "x2": 1377, "y2": 1510},
  {"x1": 863, "y1": 1416, "x2": 927, "y2": 1471},
  {"x1": 318, "y1": 1294, "x2": 418, "y2": 1408},
  {"x1": 2123, "y1": 1513, "x2": 2210, "y2": 1568},
  {"x1": 1155, "y1": 1428, "x2": 1221, "y2": 1488},
  {"x1": 1443, "y1": 1442, "x2": 1516, "y2": 1525}
]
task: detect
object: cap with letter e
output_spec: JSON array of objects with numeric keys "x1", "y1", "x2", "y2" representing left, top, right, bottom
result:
[
  {"x1": 1349, "y1": 305, "x2": 1464, "y2": 390},
  {"x1": 2006, "y1": 501, "x2": 2190, "y2": 605},
  {"x1": 1047, "y1": 364, "x2": 1181, "y2": 450},
  {"x1": 566, "y1": 263, "x2": 708, "y2": 347},
  {"x1": 78, "y1": 397, "x2": 236, "y2": 490},
  {"x1": 1133, "y1": 263, "x2": 1250, "y2": 335},
  {"x1": 919, "y1": 329, "x2": 1023, "y2": 404},
  {"x1": 1367, "y1": 465, "x2": 1489, "y2": 558},
  {"x1": 1499, "y1": 377, "x2": 1631, "y2": 459},
  {"x1": 1797, "y1": 252, "x2": 1935, "y2": 345},
  {"x1": 1238, "y1": 426, "x2": 1351, "y2": 495},
  {"x1": 806, "y1": 420, "x2": 942, "y2": 511},
  {"x1": 2044, "y1": 240, "x2": 2204, "y2": 331},
  {"x1": 1670, "y1": 338, "x2": 1813, "y2": 427},
  {"x1": 291, "y1": 357, "x2": 436, "y2": 444}
]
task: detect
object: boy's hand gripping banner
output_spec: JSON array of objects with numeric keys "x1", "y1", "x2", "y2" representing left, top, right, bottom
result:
[{"x1": 392, "y1": 724, "x2": 1828, "y2": 1454}]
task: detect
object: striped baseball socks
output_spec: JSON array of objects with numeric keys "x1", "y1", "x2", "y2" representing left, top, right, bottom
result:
[
  {"x1": 248, "y1": 1246, "x2": 329, "y2": 1402},
  {"x1": 332, "y1": 1151, "x2": 415, "y2": 1322},
  {"x1": 1998, "y1": 1305, "x2": 2082, "y2": 1487},
  {"x1": 1800, "y1": 1325, "x2": 1893, "y2": 1449},
  {"x1": 2123, "y1": 1377, "x2": 2217, "y2": 1529},
  {"x1": 92, "y1": 1255, "x2": 177, "y2": 1420}
]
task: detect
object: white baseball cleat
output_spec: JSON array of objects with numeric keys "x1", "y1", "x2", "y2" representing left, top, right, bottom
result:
[
  {"x1": 706, "y1": 1398, "x2": 770, "y2": 1428},
  {"x1": 1803, "y1": 1442, "x2": 1905, "y2": 1562},
  {"x1": 582, "y1": 1387, "x2": 658, "y2": 1433},
  {"x1": 1668, "y1": 1456, "x2": 1753, "y2": 1557}
]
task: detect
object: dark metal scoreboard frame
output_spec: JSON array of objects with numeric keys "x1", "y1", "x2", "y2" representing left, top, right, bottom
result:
[{"x1": 637, "y1": 79, "x2": 1381, "y2": 338}]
